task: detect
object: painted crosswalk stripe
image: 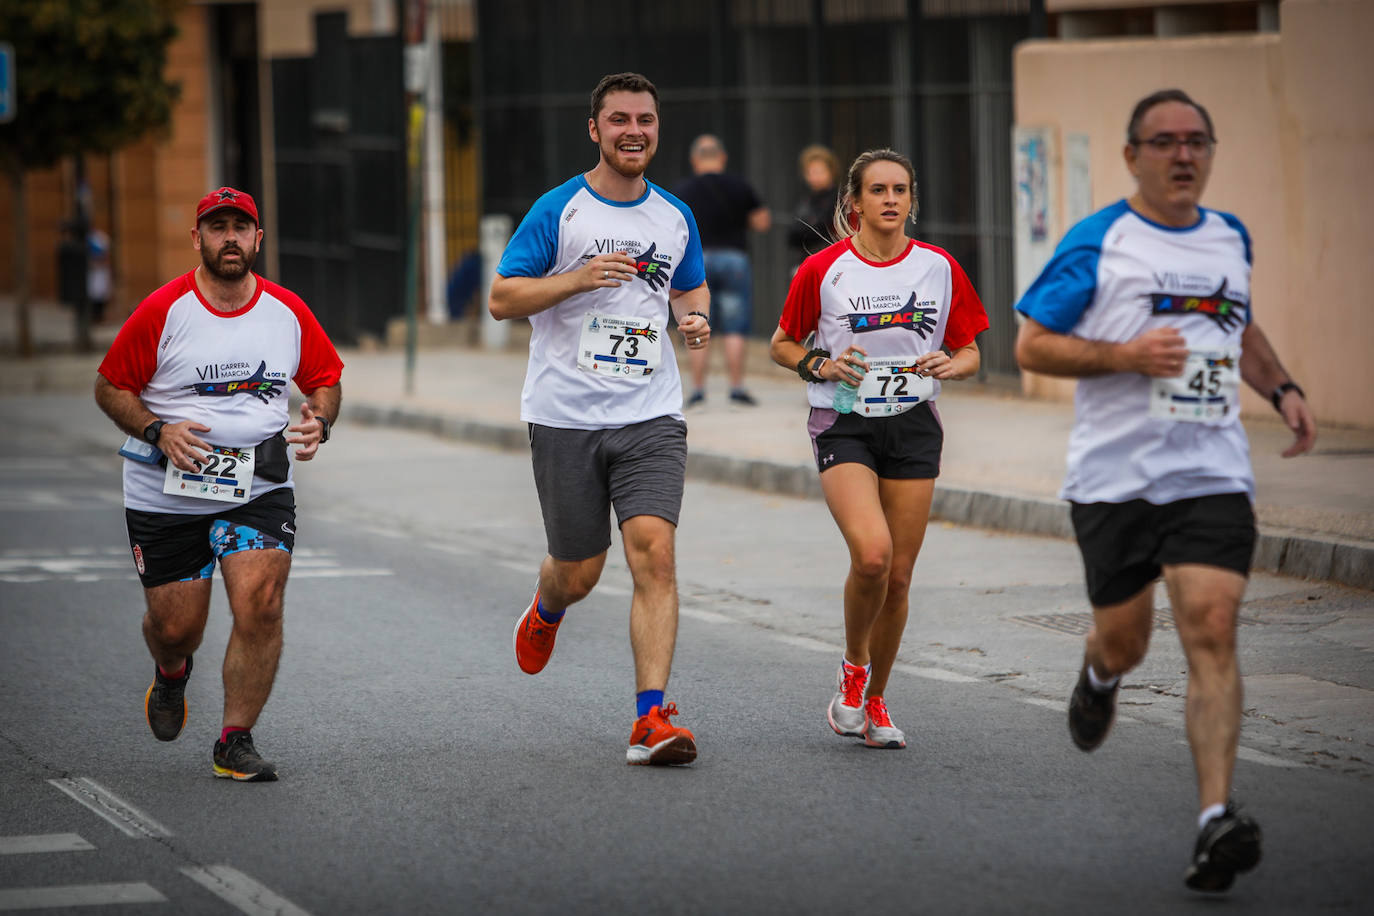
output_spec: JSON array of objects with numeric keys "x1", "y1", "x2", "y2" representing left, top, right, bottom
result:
[
  {"x1": 48, "y1": 777, "x2": 172, "y2": 839},
  {"x1": 0, "y1": 833, "x2": 94, "y2": 855},
  {"x1": 0, "y1": 882, "x2": 165, "y2": 910},
  {"x1": 181, "y1": 865, "x2": 313, "y2": 916}
]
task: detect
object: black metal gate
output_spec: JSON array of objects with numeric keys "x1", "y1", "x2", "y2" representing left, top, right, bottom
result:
[
  {"x1": 474, "y1": 0, "x2": 1029, "y2": 378},
  {"x1": 271, "y1": 12, "x2": 405, "y2": 344}
]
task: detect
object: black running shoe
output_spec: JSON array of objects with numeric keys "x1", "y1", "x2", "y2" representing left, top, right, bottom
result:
[
  {"x1": 1068, "y1": 661, "x2": 1117, "y2": 751},
  {"x1": 144, "y1": 656, "x2": 192, "y2": 742},
  {"x1": 212, "y1": 731, "x2": 279, "y2": 782},
  {"x1": 1184, "y1": 804, "x2": 1262, "y2": 892}
]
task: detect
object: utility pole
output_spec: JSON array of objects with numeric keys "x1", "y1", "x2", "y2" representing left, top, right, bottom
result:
[{"x1": 402, "y1": 0, "x2": 428, "y2": 395}]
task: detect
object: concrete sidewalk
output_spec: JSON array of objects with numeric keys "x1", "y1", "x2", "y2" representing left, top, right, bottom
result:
[{"x1": 4, "y1": 296, "x2": 1372, "y2": 588}]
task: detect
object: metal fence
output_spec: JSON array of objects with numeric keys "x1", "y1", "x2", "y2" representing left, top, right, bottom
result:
[{"x1": 471, "y1": 0, "x2": 1029, "y2": 376}]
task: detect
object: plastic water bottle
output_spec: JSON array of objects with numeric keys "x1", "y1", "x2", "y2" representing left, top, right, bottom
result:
[{"x1": 832, "y1": 367, "x2": 864, "y2": 414}]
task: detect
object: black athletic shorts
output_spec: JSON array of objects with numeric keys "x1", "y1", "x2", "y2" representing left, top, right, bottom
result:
[
  {"x1": 808, "y1": 401, "x2": 943, "y2": 479},
  {"x1": 124, "y1": 487, "x2": 296, "y2": 589},
  {"x1": 1069, "y1": 492, "x2": 1256, "y2": 607}
]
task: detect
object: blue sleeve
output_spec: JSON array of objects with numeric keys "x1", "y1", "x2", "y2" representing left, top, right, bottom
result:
[
  {"x1": 1214, "y1": 210, "x2": 1253, "y2": 265},
  {"x1": 495, "y1": 181, "x2": 579, "y2": 278},
  {"x1": 659, "y1": 188, "x2": 705, "y2": 291},
  {"x1": 1014, "y1": 203, "x2": 1123, "y2": 334}
]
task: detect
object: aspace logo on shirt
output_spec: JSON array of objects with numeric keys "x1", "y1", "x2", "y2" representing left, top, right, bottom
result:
[
  {"x1": 841, "y1": 291, "x2": 938, "y2": 338},
  {"x1": 1149, "y1": 278, "x2": 1248, "y2": 331},
  {"x1": 182, "y1": 360, "x2": 287, "y2": 403},
  {"x1": 582, "y1": 238, "x2": 674, "y2": 290}
]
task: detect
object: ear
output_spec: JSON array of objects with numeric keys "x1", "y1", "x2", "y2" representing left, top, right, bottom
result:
[
  {"x1": 1123, "y1": 142, "x2": 1140, "y2": 177},
  {"x1": 191, "y1": 226, "x2": 202, "y2": 250},
  {"x1": 588, "y1": 117, "x2": 599, "y2": 144}
]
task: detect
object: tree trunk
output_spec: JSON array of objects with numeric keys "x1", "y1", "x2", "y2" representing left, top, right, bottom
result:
[{"x1": 9, "y1": 162, "x2": 33, "y2": 358}]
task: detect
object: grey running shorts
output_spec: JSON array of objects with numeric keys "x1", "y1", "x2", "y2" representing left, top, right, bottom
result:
[
  {"x1": 1069, "y1": 492, "x2": 1256, "y2": 607},
  {"x1": 124, "y1": 486, "x2": 296, "y2": 589},
  {"x1": 808, "y1": 400, "x2": 943, "y2": 479},
  {"x1": 529, "y1": 415, "x2": 688, "y2": 561}
]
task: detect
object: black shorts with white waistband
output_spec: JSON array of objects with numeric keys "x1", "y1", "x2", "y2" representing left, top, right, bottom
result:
[{"x1": 807, "y1": 401, "x2": 943, "y2": 479}]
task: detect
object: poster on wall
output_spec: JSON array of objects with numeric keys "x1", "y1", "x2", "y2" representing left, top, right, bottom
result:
[
  {"x1": 1065, "y1": 132, "x2": 1092, "y2": 229},
  {"x1": 1013, "y1": 125, "x2": 1059, "y2": 303}
]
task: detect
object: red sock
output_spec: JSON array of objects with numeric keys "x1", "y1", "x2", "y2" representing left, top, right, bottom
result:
[
  {"x1": 220, "y1": 726, "x2": 249, "y2": 744},
  {"x1": 158, "y1": 661, "x2": 187, "y2": 680}
]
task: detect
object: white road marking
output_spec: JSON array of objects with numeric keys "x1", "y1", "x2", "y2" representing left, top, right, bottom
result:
[
  {"x1": 47, "y1": 777, "x2": 172, "y2": 839},
  {"x1": 0, "y1": 882, "x2": 166, "y2": 910},
  {"x1": 1171, "y1": 740, "x2": 1299, "y2": 769},
  {"x1": 770, "y1": 633, "x2": 836, "y2": 653},
  {"x1": 0, "y1": 546, "x2": 393, "y2": 584},
  {"x1": 181, "y1": 865, "x2": 314, "y2": 916},
  {"x1": 892, "y1": 662, "x2": 982, "y2": 684},
  {"x1": 0, "y1": 833, "x2": 94, "y2": 855},
  {"x1": 680, "y1": 605, "x2": 737, "y2": 624}
]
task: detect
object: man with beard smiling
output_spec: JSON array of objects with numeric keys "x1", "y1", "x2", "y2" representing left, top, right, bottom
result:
[
  {"x1": 489, "y1": 72, "x2": 710, "y2": 766},
  {"x1": 94, "y1": 187, "x2": 343, "y2": 781},
  {"x1": 1015, "y1": 90, "x2": 1316, "y2": 892}
]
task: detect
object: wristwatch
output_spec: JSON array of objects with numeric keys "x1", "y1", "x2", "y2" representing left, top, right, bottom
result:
[
  {"x1": 1270, "y1": 381, "x2": 1304, "y2": 411},
  {"x1": 142, "y1": 419, "x2": 166, "y2": 445},
  {"x1": 316, "y1": 415, "x2": 331, "y2": 443}
]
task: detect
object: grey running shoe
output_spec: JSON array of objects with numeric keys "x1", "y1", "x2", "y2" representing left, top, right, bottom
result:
[
  {"x1": 212, "y1": 731, "x2": 279, "y2": 782},
  {"x1": 728, "y1": 389, "x2": 758, "y2": 406},
  {"x1": 863, "y1": 696, "x2": 906, "y2": 749},
  {"x1": 686, "y1": 390, "x2": 706, "y2": 409},
  {"x1": 827, "y1": 663, "x2": 868, "y2": 738},
  {"x1": 1184, "y1": 804, "x2": 1262, "y2": 892},
  {"x1": 1068, "y1": 660, "x2": 1117, "y2": 751},
  {"x1": 144, "y1": 656, "x2": 192, "y2": 742}
]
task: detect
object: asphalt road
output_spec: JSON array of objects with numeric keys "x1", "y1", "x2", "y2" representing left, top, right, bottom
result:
[{"x1": 2, "y1": 395, "x2": 1371, "y2": 914}]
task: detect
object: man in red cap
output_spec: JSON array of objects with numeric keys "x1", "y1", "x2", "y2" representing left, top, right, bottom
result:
[{"x1": 94, "y1": 187, "x2": 344, "y2": 781}]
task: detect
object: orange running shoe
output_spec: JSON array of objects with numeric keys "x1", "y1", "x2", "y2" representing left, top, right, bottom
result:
[
  {"x1": 513, "y1": 588, "x2": 560, "y2": 674},
  {"x1": 627, "y1": 703, "x2": 697, "y2": 766}
]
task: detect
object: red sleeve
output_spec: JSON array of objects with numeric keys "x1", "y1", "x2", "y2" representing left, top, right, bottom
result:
[
  {"x1": 95, "y1": 272, "x2": 190, "y2": 392},
  {"x1": 777, "y1": 251, "x2": 826, "y2": 341},
  {"x1": 928, "y1": 245, "x2": 989, "y2": 350},
  {"x1": 263, "y1": 279, "x2": 344, "y2": 393}
]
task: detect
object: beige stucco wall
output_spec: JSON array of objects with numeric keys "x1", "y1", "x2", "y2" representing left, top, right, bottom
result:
[
  {"x1": 258, "y1": 0, "x2": 395, "y2": 58},
  {"x1": 1014, "y1": 0, "x2": 1373, "y2": 429}
]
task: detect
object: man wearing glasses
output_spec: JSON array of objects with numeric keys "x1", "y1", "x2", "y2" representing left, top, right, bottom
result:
[{"x1": 1014, "y1": 89, "x2": 1317, "y2": 893}]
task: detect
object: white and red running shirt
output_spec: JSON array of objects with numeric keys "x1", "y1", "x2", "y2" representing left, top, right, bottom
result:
[
  {"x1": 779, "y1": 236, "x2": 989, "y2": 410},
  {"x1": 98, "y1": 270, "x2": 344, "y2": 513}
]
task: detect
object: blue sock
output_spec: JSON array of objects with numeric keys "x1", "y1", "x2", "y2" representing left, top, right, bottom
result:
[
  {"x1": 636, "y1": 689, "x2": 664, "y2": 718},
  {"x1": 536, "y1": 600, "x2": 565, "y2": 624}
]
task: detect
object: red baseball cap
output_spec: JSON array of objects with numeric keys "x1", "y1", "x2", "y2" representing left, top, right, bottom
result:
[{"x1": 196, "y1": 187, "x2": 259, "y2": 225}]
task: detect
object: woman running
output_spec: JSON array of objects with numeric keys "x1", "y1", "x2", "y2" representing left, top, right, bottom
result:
[{"x1": 769, "y1": 148, "x2": 989, "y2": 748}]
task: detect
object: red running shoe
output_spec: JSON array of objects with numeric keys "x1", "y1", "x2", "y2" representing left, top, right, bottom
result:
[
  {"x1": 627, "y1": 703, "x2": 697, "y2": 766},
  {"x1": 513, "y1": 588, "x2": 560, "y2": 675}
]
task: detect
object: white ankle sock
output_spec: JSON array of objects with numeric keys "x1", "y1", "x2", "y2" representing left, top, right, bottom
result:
[
  {"x1": 1197, "y1": 803, "x2": 1227, "y2": 830},
  {"x1": 1086, "y1": 664, "x2": 1119, "y2": 692}
]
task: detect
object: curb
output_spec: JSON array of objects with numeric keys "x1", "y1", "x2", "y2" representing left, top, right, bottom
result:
[{"x1": 344, "y1": 401, "x2": 1374, "y2": 591}]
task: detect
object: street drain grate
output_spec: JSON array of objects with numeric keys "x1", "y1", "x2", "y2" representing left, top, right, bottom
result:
[{"x1": 1010, "y1": 610, "x2": 1262, "y2": 636}]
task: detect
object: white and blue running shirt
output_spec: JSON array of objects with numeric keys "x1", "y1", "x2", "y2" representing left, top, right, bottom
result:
[
  {"x1": 1015, "y1": 200, "x2": 1256, "y2": 505},
  {"x1": 497, "y1": 175, "x2": 705, "y2": 430}
]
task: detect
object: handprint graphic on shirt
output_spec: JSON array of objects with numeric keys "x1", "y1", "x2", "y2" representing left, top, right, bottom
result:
[{"x1": 635, "y1": 243, "x2": 673, "y2": 292}]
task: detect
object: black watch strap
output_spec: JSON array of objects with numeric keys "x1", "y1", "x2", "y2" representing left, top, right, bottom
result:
[
  {"x1": 143, "y1": 420, "x2": 166, "y2": 445},
  {"x1": 1270, "y1": 381, "x2": 1304, "y2": 411},
  {"x1": 317, "y1": 415, "x2": 331, "y2": 443}
]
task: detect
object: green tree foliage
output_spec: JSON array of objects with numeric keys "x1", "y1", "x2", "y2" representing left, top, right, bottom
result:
[
  {"x1": 0, "y1": 0, "x2": 183, "y2": 171},
  {"x1": 0, "y1": 0, "x2": 182, "y2": 355}
]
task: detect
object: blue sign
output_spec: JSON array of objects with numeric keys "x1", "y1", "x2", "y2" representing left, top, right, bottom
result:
[{"x1": 0, "y1": 43, "x2": 13, "y2": 124}]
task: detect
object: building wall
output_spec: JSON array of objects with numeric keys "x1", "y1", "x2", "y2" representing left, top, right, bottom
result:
[{"x1": 1014, "y1": 0, "x2": 1372, "y2": 428}]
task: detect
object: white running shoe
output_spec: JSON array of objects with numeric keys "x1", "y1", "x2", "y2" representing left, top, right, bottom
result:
[
  {"x1": 827, "y1": 662, "x2": 868, "y2": 738},
  {"x1": 863, "y1": 696, "x2": 906, "y2": 749}
]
